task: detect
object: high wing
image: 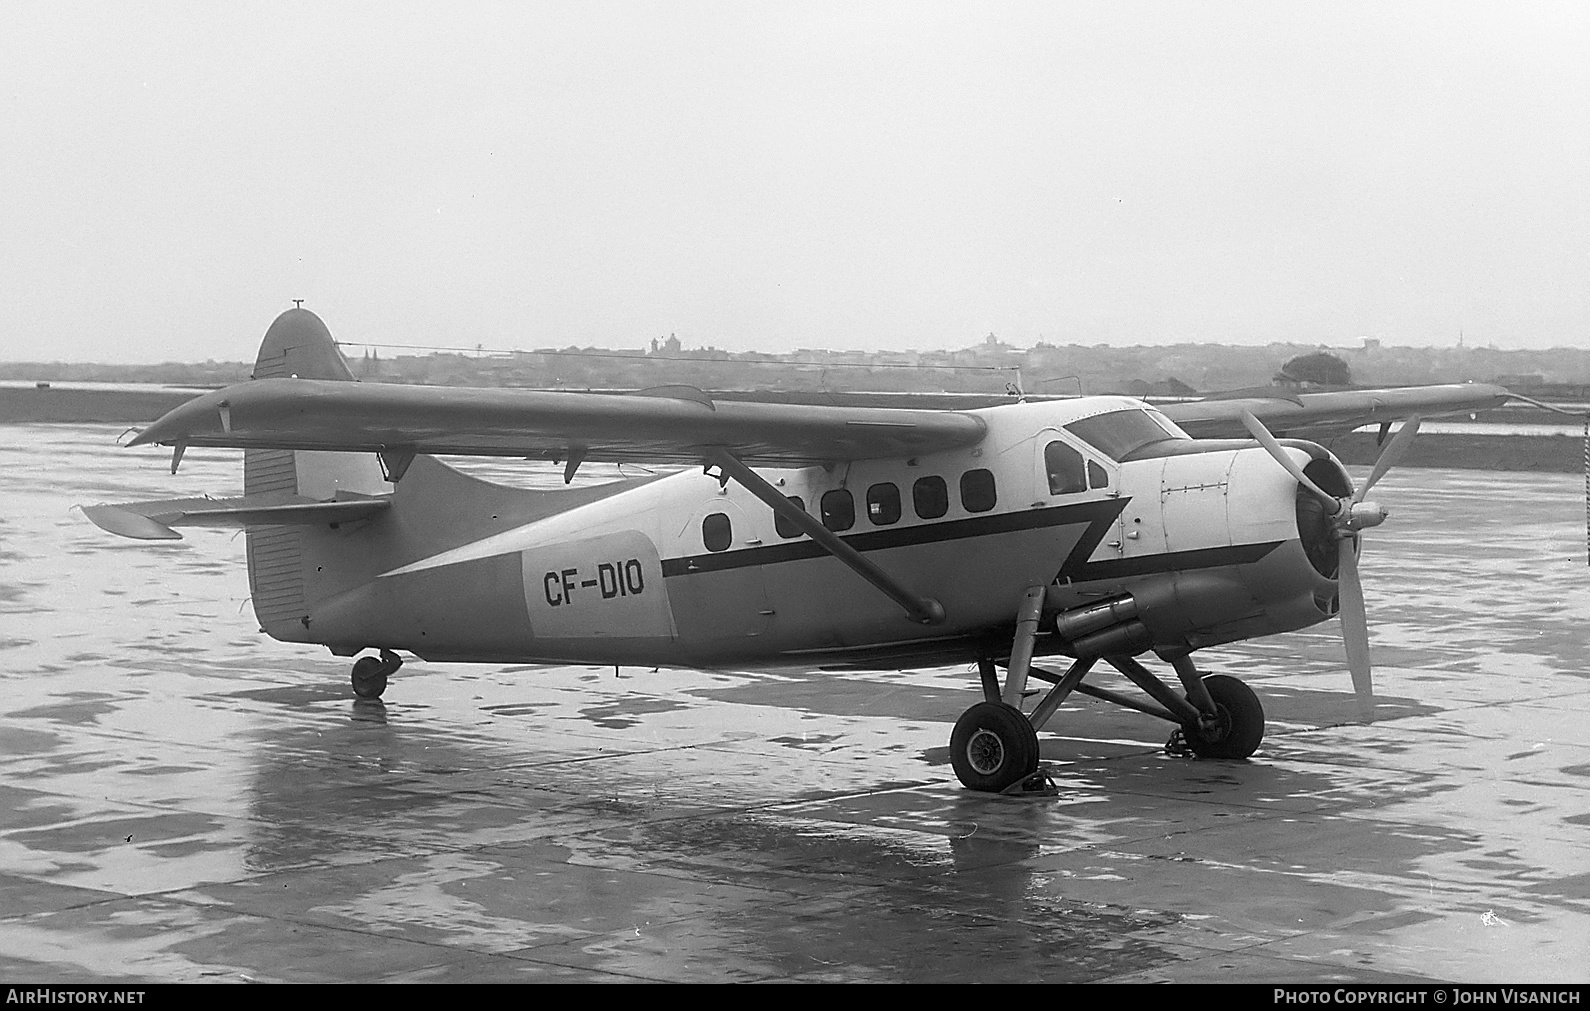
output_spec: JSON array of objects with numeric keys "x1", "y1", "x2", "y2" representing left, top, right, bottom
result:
[
  {"x1": 128, "y1": 378, "x2": 988, "y2": 465},
  {"x1": 1160, "y1": 383, "x2": 1512, "y2": 439}
]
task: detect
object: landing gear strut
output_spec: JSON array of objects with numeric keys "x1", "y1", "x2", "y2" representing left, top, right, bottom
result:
[
  {"x1": 351, "y1": 649, "x2": 402, "y2": 700},
  {"x1": 948, "y1": 587, "x2": 1266, "y2": 792}
]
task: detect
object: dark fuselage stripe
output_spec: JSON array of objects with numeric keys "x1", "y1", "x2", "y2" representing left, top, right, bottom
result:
[
  {"x1": 1065, "y1": 541, "x2": 1283, "y2": 581},
  {"x1": 661, "y1": 497, "x2": 1130, "y2": 577}
]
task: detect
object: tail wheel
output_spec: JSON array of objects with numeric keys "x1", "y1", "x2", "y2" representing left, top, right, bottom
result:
[
  {"x1": 1180, "y1": 674, "x2": 1264, "y2": 759},
  {"x1": 950, "y1": 701, "x2": 1039, "y2": 792},
  {"x1": 351, "y1": 656, "x2": 388, "y2": 699}
]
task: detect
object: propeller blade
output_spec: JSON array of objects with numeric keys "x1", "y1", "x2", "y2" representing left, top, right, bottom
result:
[
  {"x1": 1239, "y1": 411, "x2": 1339, "y2": 510},
  {"x1": 1357, "y1": 415, "x2": 1422, "y2": 501},
  {"x1": 1337, "y1": 535, "x2": 1374, "y2": 713}
]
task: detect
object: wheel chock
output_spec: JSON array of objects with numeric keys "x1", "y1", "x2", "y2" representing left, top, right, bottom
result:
[{"x1": 1001, "y1": 766, "x2": 1060, "y2": 797}]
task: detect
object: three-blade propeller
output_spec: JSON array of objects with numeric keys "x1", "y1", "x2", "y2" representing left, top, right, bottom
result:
[{"x1": 1239, "y1": 411, "x2": 1421, "y2": 716}]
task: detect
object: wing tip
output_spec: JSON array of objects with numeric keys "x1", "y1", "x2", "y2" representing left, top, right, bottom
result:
[{"x1": 80, "y1": 505, "x2": 183, "y2": 540}]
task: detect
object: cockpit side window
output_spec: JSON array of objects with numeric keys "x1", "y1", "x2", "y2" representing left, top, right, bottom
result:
[
  {"x1": 1065, "y1": 409, "x2": 1180, "y2": 462},
  {"x1": 1045, "y1": 440, "x2": 1087, "y2": 495},
  {"x1": 1087, "y1": 459, "x2": 1109, "y2": 490}
]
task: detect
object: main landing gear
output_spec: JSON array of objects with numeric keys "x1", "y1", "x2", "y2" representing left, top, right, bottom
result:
[
  {"x1": 949, "y1": 701, "x2": 1040, "y2": 792},
  {"x1": 949, "y1": 586, "x2": 1266, "y2": 792},
  {"x1": 351, "y1": 649, "x2": 403, "y2": 700}
]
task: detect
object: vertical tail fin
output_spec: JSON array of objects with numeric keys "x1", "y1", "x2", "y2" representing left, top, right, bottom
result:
[{"x1": 244, "y1": 307, "x2": 390, "y2": 639}]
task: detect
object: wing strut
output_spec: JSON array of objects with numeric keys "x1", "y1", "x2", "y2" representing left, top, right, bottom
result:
[{"x1": 703, "y1": 448, "x2": 945, "y2": 625}]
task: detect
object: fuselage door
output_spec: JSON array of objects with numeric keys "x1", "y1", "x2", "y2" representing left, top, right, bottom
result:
[{"x1": 666, "y1": 499, "x2": 773, "y2": 639}]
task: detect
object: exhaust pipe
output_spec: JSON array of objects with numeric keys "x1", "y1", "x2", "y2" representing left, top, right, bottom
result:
[
  {"x1": 1053, "y1": 595, "x2": 1138, "y2": 641},
  {"x1": 1070, "y1": 619, "x2": 1151, "y2": 658},
  {"x1": 1050, "y1": 594, "x2": 1150, "y2": 658}
]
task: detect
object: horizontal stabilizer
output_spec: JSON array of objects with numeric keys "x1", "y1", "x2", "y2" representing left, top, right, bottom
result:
[{"x1": 81, "y1": 495, "x2": 389, "y2": 541}]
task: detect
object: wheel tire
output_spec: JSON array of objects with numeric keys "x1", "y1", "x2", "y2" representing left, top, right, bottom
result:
[
  {"x1": 950, "y1": 701, "x2": 1040, "y2": 792},
  {"x1": 1180, "y1": 674, "x2": 1263, "y2": 759},
  {"x1": 351, "y1": 656, "x2": 388, "y2": 700}
]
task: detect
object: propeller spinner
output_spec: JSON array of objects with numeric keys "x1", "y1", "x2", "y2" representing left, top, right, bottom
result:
[{"x1": 1239, "y1": 411, "x2": 1421, "y2": 715}]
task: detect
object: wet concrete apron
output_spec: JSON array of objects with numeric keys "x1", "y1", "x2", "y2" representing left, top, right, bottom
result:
[{"x1": 1, "y1": 426, "x2": 1586, "y2": 981}]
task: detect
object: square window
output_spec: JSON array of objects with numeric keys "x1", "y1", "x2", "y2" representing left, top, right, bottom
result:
[
  {"x1": 821, "y1": 489, "x2": 855, "y2": 531},
  {"x1": 913, "y1": 476, "x2": 948, "y2": 519},
  {"x1": 775, "y1": 496, "x2": 806, "y2": 538},
  {"x1": 960, "y1": 469, "x2": 997, "y2": 512},
  {"x1": 866, "y1": 482, "x2": 901, "y2": 525}
]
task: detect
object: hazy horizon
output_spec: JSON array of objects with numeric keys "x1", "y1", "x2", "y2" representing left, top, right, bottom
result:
[
  {"x1": 5, "y1": 328, "x2": 1585, "y2": 369},
  {"x1": 4, "y1": 2, "x2": 1585, "y2": 364}
]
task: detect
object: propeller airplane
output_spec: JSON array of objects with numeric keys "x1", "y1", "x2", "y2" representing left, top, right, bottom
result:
[{"x1": 83, "y1": 308, "x2": 1512, "y2": 793}]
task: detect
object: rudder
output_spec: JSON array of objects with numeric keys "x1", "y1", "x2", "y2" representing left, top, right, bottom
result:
[{"x1": 244, "y1": 308, "x2": 389, "y2": 639}]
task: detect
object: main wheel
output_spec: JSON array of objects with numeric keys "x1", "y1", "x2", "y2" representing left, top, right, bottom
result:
[
  {"x1": 950, "y1": 701, "x2": 1040, "y2": 792},
  {"x1": 1179, "y1": 674, "x2": 1263, "y2": 759},
  {"x1": 351, "y1": 656, "x2": 388, "y2": 700}
]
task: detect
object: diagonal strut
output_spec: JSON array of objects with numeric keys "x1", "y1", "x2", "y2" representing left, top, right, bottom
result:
[{"x1": 704, "y1": 448, "x2": 945, "y2": 625}]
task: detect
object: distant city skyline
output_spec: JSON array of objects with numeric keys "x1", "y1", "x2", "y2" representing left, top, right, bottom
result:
[{"x1": 3, "y1": 2, "x2": 1585, "y2": 364}]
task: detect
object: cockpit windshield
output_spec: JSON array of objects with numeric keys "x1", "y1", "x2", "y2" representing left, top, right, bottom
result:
[{"x1": 1064, "y1": 409, "x2": 1183, "y2": 462}]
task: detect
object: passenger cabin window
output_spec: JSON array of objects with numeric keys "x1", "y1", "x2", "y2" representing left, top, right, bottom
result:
[
  {"x1": 702, "y1": 512, "x2": 732, "y2": 552},
  {"x1": 866, "y1": 483, "x2": 901, "y2": 525},
  {"x1": 913, "y1": 476, "x2": 948, "y2": 519},
  {"x1": 1065, "y1": 409, "x2": 1180, "y2": 462},
  {"x1": 960, "y1": 469, "x2": 997, "y2": 512},
  {"x1": 1044, "y1": 440, "x2": 1087, "y2": 495},
  {"x1": 774, "y1": 495, "x2": 805, "y2": 539},
  {"x1": 821, "y1": 489, "x2": 855, "y2": 531}
]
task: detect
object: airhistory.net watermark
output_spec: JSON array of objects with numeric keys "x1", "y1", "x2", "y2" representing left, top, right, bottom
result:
[{"x1": 5, "y1": 992, "x2": 146, "y2": 1005}]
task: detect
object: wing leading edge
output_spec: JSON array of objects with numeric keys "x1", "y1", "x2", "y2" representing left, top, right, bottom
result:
[
  {"x1": 1161, "y1": 383, "x2": 1512, "y2": 439},
  {"x1": 128, "y1": 379, "x2": 988, "y2": 465}
]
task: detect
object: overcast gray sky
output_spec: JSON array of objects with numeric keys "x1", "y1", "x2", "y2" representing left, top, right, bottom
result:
[{"x1": 2, "y1": 1, "x2": 1585, "y2": 363}]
